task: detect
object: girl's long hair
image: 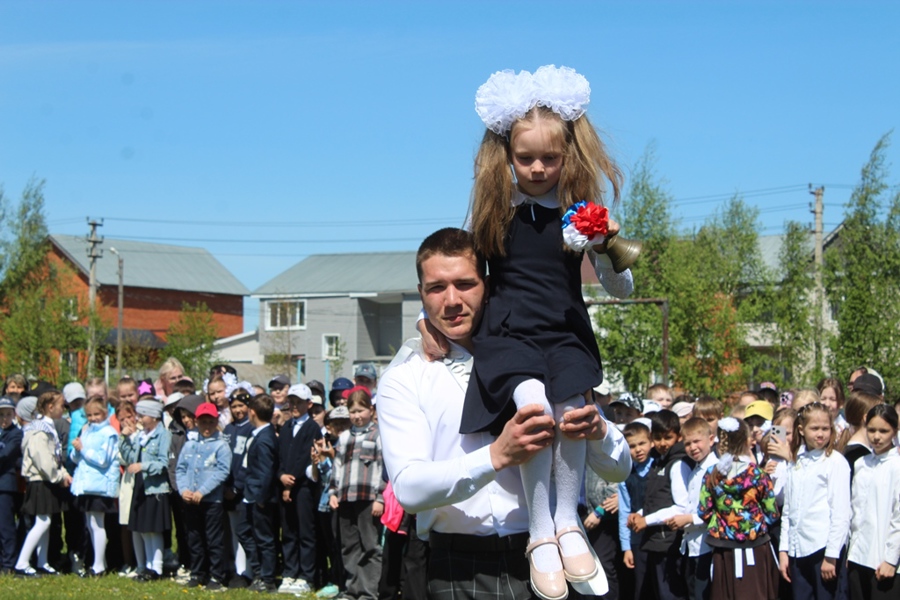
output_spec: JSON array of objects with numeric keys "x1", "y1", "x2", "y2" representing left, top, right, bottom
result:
[
  {"x1": 706, "y1": 419, "x2": 752, "y2": 490},
  {"x1": 470, "y1": 106, "x2": 622, "y2": 258}
]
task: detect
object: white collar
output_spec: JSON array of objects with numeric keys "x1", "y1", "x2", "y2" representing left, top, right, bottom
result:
[{"x1": 511, "y1": 187, "x2": 560, "y2": 210}]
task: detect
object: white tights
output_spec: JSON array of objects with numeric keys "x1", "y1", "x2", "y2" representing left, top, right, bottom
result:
[
  {"x1": 86, "y1": 511, "x2": 107, "y2": 574},
  {"x1": 513, "y1": 379, "x2": 590, "y2": 574},
  {"x1": 15, "y1": 514, "x2": 51, "y2": 571},
  {"x1": 132, "y1": 531, "x2": 163, "y2": 575}
]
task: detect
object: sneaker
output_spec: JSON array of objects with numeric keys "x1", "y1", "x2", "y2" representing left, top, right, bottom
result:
[
  {"x1": 185, "y1": 577, "x2": 205, "y2": 588},
  {"x1": 316, "y1": 583, "x2": 340, "y2": 599},
  {"x1": 117, "y1": 565, "x2": 136, "y2": 577},
  {"x1": 278, "y1": 577, "x2": 297, "y2": 593},
  {"x1": 293, "y1": 579, "x2": 312, "y2": 593},
  {"x1": 69, "y1": 553, "x2": 84, "y2": 575},
  {"x1": 206, "y1": 579, "x2": 225, "y2": 591},
  {"x1": 135, "y1": 570, "x2": 161, "y2": 582}
]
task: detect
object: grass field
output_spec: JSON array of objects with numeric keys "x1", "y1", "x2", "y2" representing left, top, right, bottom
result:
[{"x1": 0, "y1": 573, "x2": 318, "y2": 599}]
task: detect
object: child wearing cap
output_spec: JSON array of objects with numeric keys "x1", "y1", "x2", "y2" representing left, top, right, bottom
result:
[
  {"x1": 277, "y1": 384, "x2": 323, "y2": 594},
  {"x1": 0, "y1": 396, "x2": 22, "y2": 573},
  {"x1": 224, "y1": 387, "x2": 254, "y2": 587},
  {"x1": 120, "y1": 399, "x2": 171, "y2": 581},
  {"x1": 744, "y1": 400, "x2": 775, "y2": 464},
  {"x1": 329, "y1": 378, "x2": 353, "y2": 408},
  {"x1": 175, "y1": 402, "x2": 231, "y2": 590}
]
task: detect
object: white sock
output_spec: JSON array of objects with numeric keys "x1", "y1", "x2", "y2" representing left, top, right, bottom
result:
[
  {"x1": 132, "y1": 532, "x2": 146, "y2": 572},
  {"x1": 513, "y1": 379, "x2": 562, "y2": 575},
  {"x1": 553, "y1": 397, "x2": 590, "y2": 558},
  {"x1": 87, "y1": 511, "x2": 108, "y2": 573},
  {"x1": 228, "y1": 510, "x2": 248, "y2": 576},
  {"x1": 146, "y1": 532, "x2": 164, "y2": 575},
  {"x1": 15, "y1": 514, "x2": 51, "y2": 571}
]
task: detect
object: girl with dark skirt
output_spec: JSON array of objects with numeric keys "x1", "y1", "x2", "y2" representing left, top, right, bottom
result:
[
  {"x1": 700, "y1": 417, "x2": 780, "y2": 600},
  {"x1": 120, "y1": 399, "x2": 171, "y2": 581},
  {"x1": 70, "y1": 396, "x2": 120, "y2": 576},
  {"x1": 14, "y1": 393, "x2": 72, "y2": 577}
]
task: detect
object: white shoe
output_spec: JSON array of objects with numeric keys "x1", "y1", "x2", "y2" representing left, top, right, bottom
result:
[
  {"x1": 278, "y1": 577, "x2": 297, "y2": 593},
  {"x1": 293, "y1": 579, "x2": 311, "y2": 593}
]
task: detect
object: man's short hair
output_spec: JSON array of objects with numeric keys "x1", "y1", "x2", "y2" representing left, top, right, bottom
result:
[{"x1": 416, "y1": 228, "x2": 486, "y2": 283}]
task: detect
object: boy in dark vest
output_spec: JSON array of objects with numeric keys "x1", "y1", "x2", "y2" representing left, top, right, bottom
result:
[
  {"x1": 618, "y1": 419, "x2": 654, "y2": 600},
  {"x1": 628, "y1": 410, "x2": 691, "y2": 600}
]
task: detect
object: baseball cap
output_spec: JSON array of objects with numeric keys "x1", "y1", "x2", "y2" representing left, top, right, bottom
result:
[
  {"x1": 307, "y1": 380, "x2": 326, "y2": 398},
  {"x1": 327, "y1": 406, "x2": 350, "y2": 420},
  {"x1": 641, "y1": 400, "x2": 662, "y2": 415},
  {"x1": 194, "y1": 402, "x2": 219, "y2": 420},
  {"x1": 744, "y1": 400, "x2": 774, "y2": 422},
  {"x1": 342, "y1": 385, "x2": 371, "y2": 400},
  {"x1": 329, "y1": 378, "x2": 354, "y2": 402},
  {"x1": 0, "y1": 397, "x2": 15, "y2": 410},
  {"x1": 165, "y1": 392, "x2": 185, "y2": 408},
  {"x1": 852, "y1": 373, "x2": 884, "y2": 396},
  {"x1": 610, "y1": 392, "x2": 642, "y2": 412},
  {"x1": 355, "y1": 363, "x2": 378, "y2": 381},
  {"x1": 288, "y1": 383, "x2": 312, "y2": 401},
  {"x1": 671, "y1": 401, "x2": 694, "y2": 418},
  {"x1": 62, "y1": 382, "x2": 87, "y2": 405},
  {"x1": 16, "y1": 396, "x2": 38, "y2": 422},
  {"x1": 268, "y1": 374, "x2": 290, "y2": 389}
]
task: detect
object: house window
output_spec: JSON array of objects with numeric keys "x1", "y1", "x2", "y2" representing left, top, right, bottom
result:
[
  {"x1": 267, "y1": 300, "x2": 306, "y2": 330},
  {"x1": 323, "y1": 334, "x2": 341, "y2": 359}
]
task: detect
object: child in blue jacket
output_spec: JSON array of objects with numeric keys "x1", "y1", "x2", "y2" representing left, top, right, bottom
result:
[
  {"x1": 176, "y1": 402, "x2": 231, "y2": 589},
  {"x1": 70, "y1": 397, "x2": 119, "y2": 576}
]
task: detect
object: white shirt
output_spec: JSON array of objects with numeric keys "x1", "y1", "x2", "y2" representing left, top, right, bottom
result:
[
  {"x1": 779, "y1": 447, "x2": 851, "y2": 558},
  {"x1": 848, "y1": 450, "x2": 900, "y2": 570},
  {"x1": 681, "y1": 453, "x2": 719, "y2": 557},
  {"x1": 377, "y1": 339, "x2": 631, "y2": 540},
  {"x1": 642, "y1": 456, "x2": 691, "y2": 526}
]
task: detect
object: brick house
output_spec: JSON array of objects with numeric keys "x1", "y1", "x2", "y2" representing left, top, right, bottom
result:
[{"x1": 49, "y1": 234, "x2": 249, "y2": 347}]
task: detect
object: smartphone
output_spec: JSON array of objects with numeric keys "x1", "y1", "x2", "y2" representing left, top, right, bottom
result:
[{"x1": 771, "y1": 425, "x2": 787, "y2": 444}]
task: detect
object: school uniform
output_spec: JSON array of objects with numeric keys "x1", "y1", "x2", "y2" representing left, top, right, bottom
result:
[
  {"x1": 0, "y1": 422, "x2": 22, "y2": 570},
  {"x1": 679, "y1": 453, "x2": 718, "y2": 600},
  {"x1": 223, "y1": 417, "x2": 253, "y2": 578},
  {"x1": 236, "y1": 422, "x2": 279, "y2": 587},
  {"x1": 618, "y1": 457, "x2": 654, "y2": 600},
  {"x1": 277, "y1": 413, "x2": 322, "y2": 584}
]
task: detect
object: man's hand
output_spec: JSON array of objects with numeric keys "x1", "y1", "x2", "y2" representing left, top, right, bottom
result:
[
  {"x1": 489, "y1": 404, "x2": 554, "y2": 470},
  {"x1": 418, "y1": 318, "x2": 449, "y2": 362},
  {"x1": 559, "y1": 404, "x2": 608, "y2": 441}
]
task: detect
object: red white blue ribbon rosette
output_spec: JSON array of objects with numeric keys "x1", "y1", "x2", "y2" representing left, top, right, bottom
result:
[{"x1": 562, "y1": 201, "x2": 609, "y2": 251}]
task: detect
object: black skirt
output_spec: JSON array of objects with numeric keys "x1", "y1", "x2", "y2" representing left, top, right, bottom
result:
[
  {"x1": 22, "y1": 481, "x2": 68, "y2": 516},
  {"x1": 128, "y1": 472, "x2": 170, "y2": 533},
  {"x1": 75, "y1": 493, "x2": 118, "y2": 514}
]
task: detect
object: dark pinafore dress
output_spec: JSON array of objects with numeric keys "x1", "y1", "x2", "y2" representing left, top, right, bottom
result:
[{"x1": 460, "y1": 201, "x2": 603, "y2": 435}]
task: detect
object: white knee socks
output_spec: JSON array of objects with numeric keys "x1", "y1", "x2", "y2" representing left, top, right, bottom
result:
[
  {"x1": 513, "y1": 379, "x2": 561, "y2": 574},
  {"x1": 87, "y1": 511, "x2": 107, "y2": 574},
  {"x1": 553, "y1": 398, "x2": 590, "y2": 559},
  {"x1": 15, "y1": 514, "x2": 51, "y2": 571}
]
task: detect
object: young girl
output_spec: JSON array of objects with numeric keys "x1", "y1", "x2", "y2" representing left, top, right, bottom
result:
[
  {"x1": 205, "y1": 375, "x2": 231, "y2": 428},
  {"x1": 778, "y1": 402, "x2": 851, "y2": 599},
  {"x1": 839, "y1": 390, "x2": 882, "y2": 477},
  {"x1": 328, "y1": 390, "x2": 384, "y2": 600},
  {"x1": 817, "y1": 378, "x2": 847, "y2": 433},
  {"x1": 120, "y1": 399, "x2": 171, "y2": 581},
  {"x1": 116, "y1": 400, "x2": 138, "y2": 576},
  {"x1": 699, "y1": 417, "x2": 780, "y2": 600},
  {"x1": 847, "y1": 404, "x2": 900, "y2": 600},
  {"x1": 14, "y1": 392, "x2": 72, "y2": 577},
  {"x1": 420, "y1": 64, "x2": 634, "y2": 600},
  {"x1": 70, "y1": 397, "x2": 120, "y2": 576}
]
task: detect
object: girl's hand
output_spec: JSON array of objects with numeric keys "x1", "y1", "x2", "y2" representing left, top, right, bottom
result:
[
  {"x1": 418, "y1": 317, "x2": 449, "y2": 362},
  {"x1": 591, "y1": 219, "x2": 621, "y2": 253},
  {"x1": 876, "y1": 561, "x2": 897, "y2": 581},
  {"x1": 72, "y1": 438, "x2": 83, "y2": 452},
  {"x1": 764, "y1": 460, "x2": 778, "y2": 475},
  {"x1": 127, "y1": 463, "x2": 142, "y2": 474},
  {"x1": 182, "y1": 491, "x2": 194, "y2": 504},
  {"x1": 821, "y1": 557, "x2": 836, "y2": 581},
  {"x1": 767, "y1": 436, "x2": 792, "y2": 461},
  {"x1": 371, "y1": 500, "x2": 384, "y2": 518},
  {"x1": 779, "y1": 552, "x2": 791, "y2": 583},
  {"x1": 317, "y1": 438, "x2": 335, "y2": 460},
  {"x1": 583, "y1": 512, "x2": 600, "y2": 531},
  {"x1": 623, "y1": 550, "x2": 634, "y2": 569},
  {"x1": 329, "y1": 495, "x2": 340, "y2": 510},
  {"x1": 665, "y1": 514, "x2": 693, "y2": 530},
  {"x1": 62, "y1": 474, "x2": 73, "y2": 487},
  {"x1": 121, "y1": 422, "x2": 135, "y2": 436}
]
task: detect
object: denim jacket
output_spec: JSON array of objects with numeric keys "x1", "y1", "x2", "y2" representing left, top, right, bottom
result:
[
  {"x1": 70, "y1": 419, "x2": 119, "y2": 498},
  {"x1": 175, "y1": 431, "x2": 230, "y2": 502},
  {"x1": 119, "y1": 424, "x2": 171, "y2": 495}
]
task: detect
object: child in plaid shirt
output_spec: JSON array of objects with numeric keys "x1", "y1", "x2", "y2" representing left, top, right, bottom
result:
[{"x1": 329, "y1": 389, "x2": 384, "y2": 600}]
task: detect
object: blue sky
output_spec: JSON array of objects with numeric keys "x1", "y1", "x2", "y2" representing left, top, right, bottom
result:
[{"x1": 1, "y1": 1, "x2": 898, "y2": 331}]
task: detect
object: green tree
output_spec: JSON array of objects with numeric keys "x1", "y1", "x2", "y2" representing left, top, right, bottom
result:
[
  {"x1": 825, "y1": 132, "x2": 900, "y2": 395},
  {"x1": 164, "y1": 302, "x2": 220, "y2": 382},
  {"x1": 594, "y1": 145, "x2": 676, "y2": 392}
]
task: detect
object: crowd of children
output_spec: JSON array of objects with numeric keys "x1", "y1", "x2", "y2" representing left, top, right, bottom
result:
[
  {"x1": 0, "y1": 363, "x2": 406, "y2": 600},
  {"x1": 594, "y1": 370, "x2": 898, "y2": 600}
]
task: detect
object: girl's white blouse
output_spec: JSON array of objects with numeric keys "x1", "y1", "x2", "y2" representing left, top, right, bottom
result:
[{"x1": 848, "y1": 450, "x2": 900, "y2": 570}]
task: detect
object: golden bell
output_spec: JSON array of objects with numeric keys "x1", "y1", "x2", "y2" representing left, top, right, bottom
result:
[{"x1": 605, "y1": 234, "x2": 642, "y2": 274}]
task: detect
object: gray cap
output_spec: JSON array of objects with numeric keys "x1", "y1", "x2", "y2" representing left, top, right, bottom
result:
[
  {"x1": 62, "y1": 382, "x2": 87, "y2": 405},
  {"x1": 136, "y1": 399, "x2": 163, "y2": 419},
  {"x1": 0, "y1": 396, "x2": 15, "y2": 410},
  {"x1": 327, "y1": 406, "x2": 350, "y2": 420},
  {"x1": 16, "y1": 396, "x2": 38, "y2": 422}
]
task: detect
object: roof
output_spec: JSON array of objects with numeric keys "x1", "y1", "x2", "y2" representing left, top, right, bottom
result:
[
  {"x1": 50, "y1": 234, "x2": 249, "y2": 296},
  {"x1": 253, "y1": 251, "x2": 418, "y2": 296},
  {"x1": 758, "y1": 224, "x2": 841, "y2": 279}
]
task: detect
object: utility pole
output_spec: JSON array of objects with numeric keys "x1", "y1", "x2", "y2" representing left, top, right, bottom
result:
[
  {"x1": 109, "y1": 247, "x2": 124, "y2": 380},
  {"x1": 86, "y1": 219, "x2": 104, "y2": 378},
  {"x1": 809, "y1": 185, "x2": 825, "y2": 375}
]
